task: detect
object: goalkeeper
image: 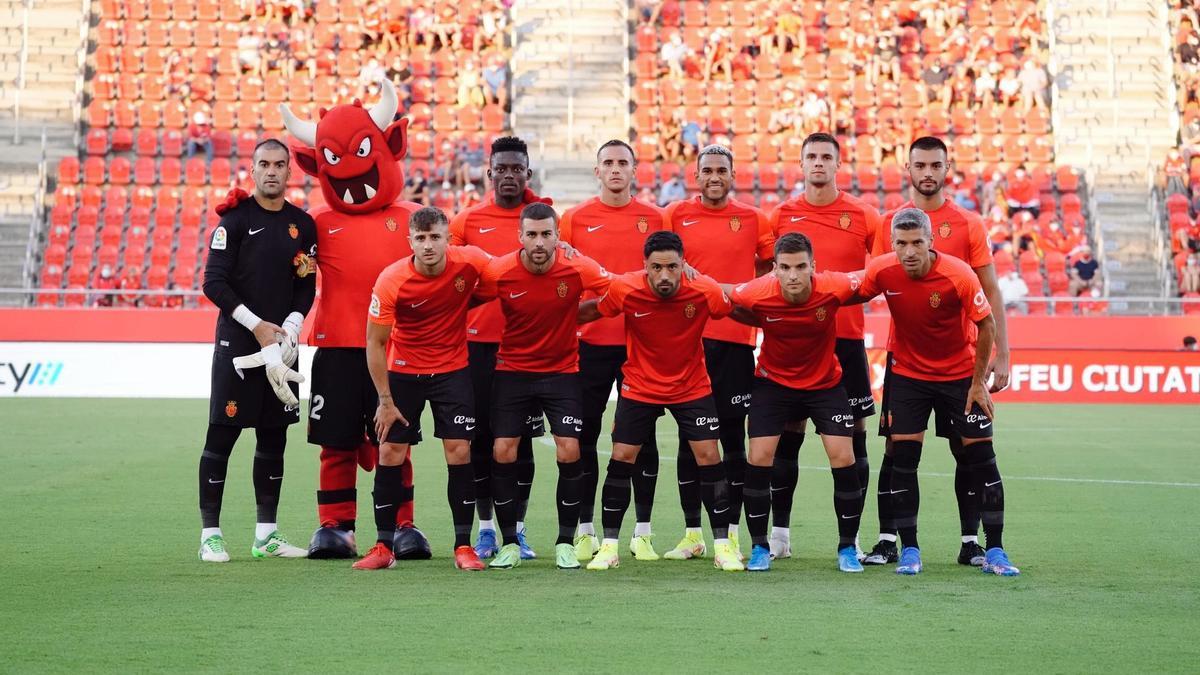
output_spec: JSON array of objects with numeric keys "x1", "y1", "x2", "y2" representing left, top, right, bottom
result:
[{"x1": 197, "y1": 139, "x2": 316, "y2": 562}]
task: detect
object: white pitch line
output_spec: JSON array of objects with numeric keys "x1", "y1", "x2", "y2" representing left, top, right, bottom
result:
[{"x1": 538, "y1": 438, "x2": 1200, "y2": 488}]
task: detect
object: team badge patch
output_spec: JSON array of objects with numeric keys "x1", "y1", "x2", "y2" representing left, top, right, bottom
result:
[
  {"x1": 929, "y1": 291, "x2": 942, "y2": 308},
  {"x1": 729, "y1": 216, "x2": 741, "y2": 232},
  {"x1": 288, "y1": 223, "x2": 299, "y2": 239},
  {"x1": 839, "y1": 213, "x2": 851, "y2": 229},
  {"x1": 369, "y1": 294, "x2": 381, "y2": 317},
  {"x1": 637, "y1": 216, "x2": 649, "y2": 233},
  {"x1": 293, "y1": 251, "x2": 315, "y2": 278},
  {"x1": 454, "y1": 275, "x2": 466, "y2": 293},
  {"x1": 556, "y1": 281, "x2": 569, "y2": 298},
  {"x1": 815, "y1": 306, "x2": 828, "y2": 322},
  {"x1": 939, "y1": 222, "x2": 952, "y2": 239},
  {"x1": 684, "y1": 302, "x2": 696, "y2": 318},
  {"x1": 225, "y1": 400, "x2": 237, "y2": 418},
  {"x1": 385, "y1": 217, "x2": 397, "y2": 232},
  {"x1": 210, "y1": 226, "x2": 227, "y2": 250}
]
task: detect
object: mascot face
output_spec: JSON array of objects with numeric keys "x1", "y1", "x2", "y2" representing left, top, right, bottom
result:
[{"x1": 280, "y1": 80, "x2": 408, "y2": 215}]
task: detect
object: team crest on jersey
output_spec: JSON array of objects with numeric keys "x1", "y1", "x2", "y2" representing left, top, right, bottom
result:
[
  {"x1": 839, "y1": 213, "x2": 851, "y2": 229},
  {"x1": 729, "y1": 216, "x2": 742, "y2": 232},
  {"x1": 815, "y1": 306, "x2": 828, "y2": 322},
  {"x1": 556, "y1": 281, "x2": 569, "y2": 298},
  {"x1": 929, "y1": 291, "x2": 942, "y2": 308},
  {"x1": 288, "y1": 223, "x2": 299, "y2": 239},
  {"x1": 225, "y1": 400, "x2": 237, "y2": 418},
  {"x1": 293, "y1": 251, "x2": 315, "y2": 278},
  {"x1": 385, "y1": 217, "x2": 398, "y2": 232},
  {"x1": 454, "y1": 275, "x2": 467, "y2": 293},
  {"x1": 637, "y1": 216, "x2": 649, "y2": 233},
  {"x1": 211, "y1": 226, "x2": 227, "y2": 250},
  {"x1": 684, "y1": 302, "x2": 697, "y2": 318},
  {"x1": 939, "y1": 222, "x2": 952, "y2": 239}
]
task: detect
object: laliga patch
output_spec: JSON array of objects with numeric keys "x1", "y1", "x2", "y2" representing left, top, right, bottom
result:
[
  {"x1": 211, "y1": 226, "x2": 227, "y2": 250},
  {"x1": 369, "y1": 294, "x2": 381, "y2": 317}
]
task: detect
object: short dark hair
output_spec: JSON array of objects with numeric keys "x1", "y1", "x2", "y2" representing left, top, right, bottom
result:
[
  {"x1": 909, "y1": 136, "x2": 949, "y2": 157},
  {"x1": 643, "y1": 231, "x2": 683, "y2": 258},
  {"x1": 697, "y1": 144, "x2": 734, "y2": 170},
  {"x1": 520, "y1": 202, "x2": 558, "y2": 225},
  {"x1": 253, "y1": 138, "x2": 290, "y2": 161},
  {"x1": 490, "y1": 136, "x2": 529, "y2": 164},
  {"x1": 409, "y1": 206, "x2": 448, "y2": 232},
  {"x1": 774, "y1": 232, "x2": 813, "y2": 258},
  {"x1": 596, "y1": 139, "x2": 636, "y2": 163},
  {"x1": 801, "y1": 132, "x2": 840, "y2": 157}
]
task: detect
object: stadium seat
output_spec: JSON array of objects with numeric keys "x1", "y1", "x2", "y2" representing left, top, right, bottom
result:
[
  {"x1": 57, "y1": 156, "x2": 80, "y2": 184},
  {"x1": 86, "y1": 128, "x2": 108, "y2": 156}
]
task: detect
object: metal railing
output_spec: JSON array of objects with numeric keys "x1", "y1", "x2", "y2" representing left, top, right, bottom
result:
[
  {"x1": 74, "y1": 0, "x2": 93, "y2": 148},
  {"x1": 20, "y1": 126, "x2": 48, "y2": 295},
  {"x1": 11, "y1": 0, "x2": 32, "y2": 144}
]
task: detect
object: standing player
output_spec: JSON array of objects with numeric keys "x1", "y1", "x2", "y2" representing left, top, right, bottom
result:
[
  {"x1": 660, "y1": 145, "x2": 774, "y2": 561},
  {"x1": 559, "y1": 139, "x2": 667, "y2": 562},
  {"x1": 856, "y1": 208, "x2": 1019, "y2": 576},
  {"x1": 578, "y1": 231, "x2": 743, "y2": 572},
  {"x1": 449, "y1": 136, "x2": 550, "y2": 561},
  {"x1": 472, "y1": 202, "x2": 612, "y2": 570},
  {"x1": 729, "y1": 233, "x2": 866, "y2": 573},
  {"x1": 766, "y1": 132, "x2": 882, "y2": 559},
  {"x1": 865, "y1": 136, "x2": 1012, "y2": 567},
  {"x1": 356, "y1": 207, "x2": 490, "y2": 571},
  {"x1": 198, "y1": 139, "x2": 315, "y2": 561}
]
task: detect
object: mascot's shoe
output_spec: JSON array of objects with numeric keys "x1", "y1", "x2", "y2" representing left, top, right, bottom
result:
[
  {"x1": 392, "y1": 525, "x2": 432, "y2": 560},
  {"x1": 308, "y1": 525, "x2": 357, "y2": 559}
]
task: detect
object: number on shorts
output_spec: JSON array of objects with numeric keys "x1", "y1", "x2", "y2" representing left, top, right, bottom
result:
[{"x1": 310, "y1": 394, "x2": 325, "y2": 420}]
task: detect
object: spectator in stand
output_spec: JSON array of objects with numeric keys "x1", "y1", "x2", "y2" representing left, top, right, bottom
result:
[
  {"x1": 118, "y1": 267, "x2": 142, "y2": 307},
  {"x1": 922, "y1": 59, "x2": 953, "y2": 110},
  {"x1": 1043, "y1": 221, "x2": 1068, "y2": 254},
  {"x1": 457, "y1": 60, "x2": 487, "y2": 108},
  {"x1": 1183, "y1": 335, "x2": 1198, "y2": 351},
  {"x1": 974, "y1": 62, "x2": 999, "y2": 106},
  {"x1": 459, "y1": 182, "x2": 481, "y2": 210},
  {"x1": 998, "y1": 67, "x2": 1022, "y2": 107},
  {"x1": 657, "y1": 171, "x2": 686, "y2": 207},
  {"x1": 387, "y1": 56, "x2": 413, "y2": 109},
  {"x1": 1181, "y1": 254, "x2": 1200, "y2": 293},
  {"x1": 661, "y1": 32, "x2": 686, "y2": 80},
  {"x1": 1181, "y1": 117, "x2": 1200, "y2": 162},
  {"x1": 799, "y1": 91, "x2": 830, "y2": 136},
  {"x1": 482, "y1": 53, "x2": 509, "y2": 111},
  {"x1": 456, "y1": 140, "x2": 487, "y2": 191},
  {"x1": 1164, "y1": 149, "x2": 1189, "y2": 195},
  {"x1": 1178, "y1": 218, "x2": 1200, "y2": 252},
  {"x1": 359, "y1": 58, "x2": 387, "y2": 95},
  {"x1": 1019, "y1": 59, "x2": 1049, "y2": 111},
  {"x1": 187, "y1": 111, "x2": 214, "y2": 163},
  {"x1": 703, "y1": 28, "x2": 734, "y2": 82},
  {"x1": 767, "y1": 89, "x2": 798, "y2": 134},
  {"x1": 1068, "y1": 245, "x2": 1100, "y2": 296},
  {"x1": 237, "y1": 28, "x2": 263, "y2": 76},
  {"x1": 636, "y1": 0, "x2": 660, "y2": 25},
  {"x1": 432, "y1": 180, "x2": 456, "y2": 212},
  {"x1": 92, "y1": 264, "x2": 118, "y2": 307},
  {"x1": 1006, "y1": 165, "x2": 1040, "y2": 219},
  {"x1": 998, "y1": 270, "x2": 1029, "y2": 311},
  {"x1": 403, "y1": 167, "x2": 430, "y2": 206}
]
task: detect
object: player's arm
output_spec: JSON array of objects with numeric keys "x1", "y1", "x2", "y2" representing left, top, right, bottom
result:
[
  {"x1": 728, "y1": 305, "x2": 761, "y2": 327},
  {"x1": 850, "y1": 260, "x2": 883, "y2": 304},
  {"x1": 580, "y1": 278, "x2": 624, "y2": 324},
  {"x1": 754, "y1": 208, "x2": 775, "y2": 274},
  {"x1": 726, "y1": 281, "x2": 762, "y2": 326},
  {"x1": 967, "y1": 313, "x2": 997, "y2": 420},
  {"x1": 577, "y1": 298, "x2": 602, "y2": 324},
  {"x1": 201, "y1": 212, "x2": 282, "y2": 347},
  {"x1": 838, "y1": 270, "x2": 871, "y2": 305},
  {"x1": 365, "y1": 295, "x2": 409, "y2": 440},
  {"x1": 974, "y1": 262, "x2": 1011, "y2": 392}
]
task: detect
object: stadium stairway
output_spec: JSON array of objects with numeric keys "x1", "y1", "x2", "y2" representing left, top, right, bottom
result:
[
  {"x1": 1050, "y1": 0, "x2": 1176, "y2": 304},
  {"x1": 510, "y1": 0, "x2": 629, "y2": 207}
]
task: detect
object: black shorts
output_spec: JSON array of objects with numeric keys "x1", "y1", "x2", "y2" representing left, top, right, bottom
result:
[
  {"x1": 578, "y1": 341, "x2": 628, "y2": 446},
  {"x1": 748, "y1": 377, "x2": 855, "y2": 438},
  {"x1": 703, "y1": 338, "x2": 755, "y2": 420},
  {"x1": 612, "y1": 394, "x2": 720, "y2": 446},
  {"x1": 882, "y1": 372, "x2": 994, "y2": 440},
  {"x1": 307, "y1": 347, "x2": 412, "y2": 448},
  {"x1": 877, "y1": 354, "x2": 954, "y2": 438},
  {"x1": 492, "y1": 371, "x2": 583, "y2": 439},
  {"x1": 835, "y1": 338, "x2": 876, "y2": 419},
  {"x1": 469, "y1": 341, "x2": 543, "y2": 438},
  {"x1": 383, "y1": 367, "x2": 476, "y2": 445},
  {"x1": 209, "y1": 347, "x2": 301, "y2": 428}
]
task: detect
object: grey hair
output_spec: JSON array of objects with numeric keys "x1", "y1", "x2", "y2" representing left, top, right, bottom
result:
[
  {"x1": 697, "y1": 144, "x2": 734, "y2": 169},
  {"x1": 891, "y1": 207, "x2": 933, "y2": 240}
]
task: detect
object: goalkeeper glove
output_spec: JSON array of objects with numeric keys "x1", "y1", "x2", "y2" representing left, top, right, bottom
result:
[
  {"x1": 261, "y1": 342, "x2": 303, "y2": 408},
  {"x1": 280, "y1": 311, "x2": 304, "y2": 367}
]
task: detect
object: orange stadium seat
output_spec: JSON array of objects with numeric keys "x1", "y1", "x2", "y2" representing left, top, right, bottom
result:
[{"x1": 83, "y1": 157, "x2": 106, "y2": 184}]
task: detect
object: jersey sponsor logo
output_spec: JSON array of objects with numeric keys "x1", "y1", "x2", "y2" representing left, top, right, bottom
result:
[
  {"x1": 684, "y1": 302, "x2": 696, "y2": 319},
  {"x1": 225, "y1": 400, "x2": 237, "y2": 418},
  {"x1": 454, "y1": 275, "x2": 467, "y2": 293},
  {"x1": 369, "y1": 294, "x2": 381, "y2": 317},
  {"x1": 839, "y1": 213, "x2": 851, "y2": 229},
  {"x1": 929, "y1": 291, "x2": 942, "y2": 308},
  {"x1": 248, "y1": 227, "x2": 265, "y2": 235},
  {"x1": 637, "y1": 216, "x2": 649, "y2": 233},
  {"x1": 509, "y1": 291, "x2": 528, "y2": 299},
  {"x1": 586, "y1": 224, "x2": 605, "y2": 233},
  {"x1": 288, "y1": 223, "x2": 298, "y2": 239},
  {"x1": 682, "y1": 219, "x2": 699, "y2": 227},
  {"x1": 729, "y1": 215, "x2": 741, "y2": 232},
  {"x1": 211, "y1": 226, "x2": 228, "y2": 250},
  {"x1": 939, "y1": 222, "x2": 952, "y2": 239},
  {"x1": 556, "y1": 281, "x2": 569, "y2": 298},
  {"x1": 479, "y1": 227, "x2": 497, "y2": 234},
  {"x1": 815, "y1": 306, "x2": 828, "y2": 322}
]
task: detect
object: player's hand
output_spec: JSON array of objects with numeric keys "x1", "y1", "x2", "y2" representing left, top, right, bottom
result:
[
  {"x1": 261, "y1": 343, "x2": 303, "y2": 408},
  {"x1": 253, "y1": 321, "x2": 285, "y2": 348},
  {"x1": 557, "y1": 241, "x2": 579, "y2": 259},
  {"x1": 966, "y1": 380, "x2": 995, "y2": 421},
  {"x1": 279, "y1": 312, "x2": 303, "y2": 367},
  {"x1": 682, "y1": 261, "x2": 699, "y2": 281},
  {"x1": 374, "y1": 399, "x2": 409, "y2": 442},
  {"x1": 214, "y1": 187, "x2": 251, "y2": 216},
  {"x1": 986, "y1": 351, "x2": 1011, "y2": 393}
]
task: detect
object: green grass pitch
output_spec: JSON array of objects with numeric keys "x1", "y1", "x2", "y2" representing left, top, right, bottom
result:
[{"x1": 2, "y1": 399, "x2": 1197, "y2": 672}]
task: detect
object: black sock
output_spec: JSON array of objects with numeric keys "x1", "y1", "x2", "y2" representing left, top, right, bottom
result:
[
  {"x1": 877, "y1": 453, "x2": 897, "y2": 537},
  {"x1": 373, "y1": 464, "x2": 404, "y2": 544},
  {"x1": 600, "y1": 459, "x2": 634, "y2": 540},
  {"x1": 852, "y1": 430, "x2": 869, "y2": 499},
  {"x1": 676, "y1": 439, "x2": 703, "y2": 528},
  {"x1": 199, "y1": 424, "x2": 239, "y2": 528},
  {"x1": 949, "y1": 435, "x2": 981, "y2": 538},
  {"x1": 491, "y1": 461, "x2": 520, "y2": 544},
  {"x1": 469, "y1": 434, "x2": 493, "y2": 521},
  {"x1": 556, "y1": 460, "x2": 582, "y2": 545},
  {"x1": 965, "y1": 441, "x2": 1005, "y2": 550},
  {"x1": 743, "y1": 464, "x2": 772, "y2": 547},
  {"x1": 723, "y1": 448, "x2": 747, "y2": 527},
  {"x1": 831, "y1": 465, "x2": 863, "y2": 552},
  {"x1": 632, "y1": 436, "x2": 658, "y2": 524},
  {"x1": 891, "y1": 440, "x2": 923, "y2": 550},
  {"x1": 699, "y1": 463, "x2": 731, "y2": 540},
  {"x1": 771, "y1": 431, "x2": 804, "y2": 528},
  {"x1": 578, "y1": 442, "x2": 599, "y2": 527},
  {"x1": 516, "y1": 434, "x2": 535, "y2": 522},
  {"x1": 446, "y1": 463, "x2": 476, "y2": 548},
  {"x1": 252, "y1": 426, "x2": 286, "y2": 524}
]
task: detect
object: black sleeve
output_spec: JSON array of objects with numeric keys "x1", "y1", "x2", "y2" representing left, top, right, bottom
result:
[
  {"x1": 290, "y1": 213, "x2": 317, "y2": 316},
  {"x1": 202, "y1": 211, "x2": 245, "y2": 314}
]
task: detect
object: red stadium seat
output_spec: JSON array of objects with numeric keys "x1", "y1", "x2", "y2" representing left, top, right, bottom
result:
[
  {"x1": 1056, "y1": 166, "x2": 1079, "y2": 192},
  {"x1": 185, "y1": 157, "x2": 207, "y2": 186},
  {"x1": 758, "y1": 163, "x2": 780, "y2": 191},
  {"x1": 85, "y1": 128, "x2": 108, "y2": 156},
  {"x1": 83, "y1": 157, "x2": 106, "y2": 184},
  {"x1": 80, "y1": 185, "x2": 102, "y2": 209},
  {"x1": 58, "y1": 156, "x2": 80, "y2": 184}
]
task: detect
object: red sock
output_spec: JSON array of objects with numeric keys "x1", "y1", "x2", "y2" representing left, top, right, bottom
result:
[
  {"x1": 317, "y1": 447, "x2": 358, "y2": 527},
  {"x1": 396, "y1": 456, "x2": 415, "y2": 527},
  {"x1": 356, "y1": 438, "x2": 378, "y2": 472}
]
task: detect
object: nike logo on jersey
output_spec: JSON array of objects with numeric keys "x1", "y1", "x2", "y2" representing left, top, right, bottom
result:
[
  {"x1": 587, "y1": 225, "x2": 605, "y2": 232},
  {"x1": 248, "y1": 228, "x2": 264, "y2": 235},
  {"x1": 682, "y1": 219, "x2": 699, "y2": 227},
  {"x1": 479, "y1": 227, "x2": 496, "y2": 234},
  {"x1": 765, "y1": 316, "x2": 783, "y2": 322},
  {"x1": 509, "y1": 291, "x2": 528, "y2": 298},
  {"x1": 328, "y1": 227, "x2": 343, "y2": 234},
  {"x1": 411, "y1": 299, "x2": 429, "y2": 307},
  {"x1": 790, "y1": 216, "x2": 806, "y2": 222},
  {"x1": 634, "y1": 311, "x2": 652, "y2": 318}
]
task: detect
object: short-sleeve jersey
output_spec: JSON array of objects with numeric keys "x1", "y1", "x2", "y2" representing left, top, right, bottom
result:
[
  {"x1": 596, "y1": 271, "x2": 731, "y2": 404},
  {"x1": 730, "y1": 271, "x2": 859, "y2": 390},
  {"x1": 559, "y1": 196, "x2": 666, "y2": 346},
  {"x1": 448, "y1": 195, "x2": 526, "y2": 343},
  {"x1": 368, "y1": 246, "x2": 491, "y2": 375},
  {"x1": 475, "y1": 251, "x2": 611, "y2": 373},
  {"x1": 768, "y1": 191, "x2": 882, "y2": 340},
  {"x1": 664, "y1": 196, "x2": 774, "y2": 346},
  {"x1": 858, "y1": 252, "x2": 992, "y2": 381},
  {"x1": 875, "y1": 199, "x2": 993, "y2": 268}
]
